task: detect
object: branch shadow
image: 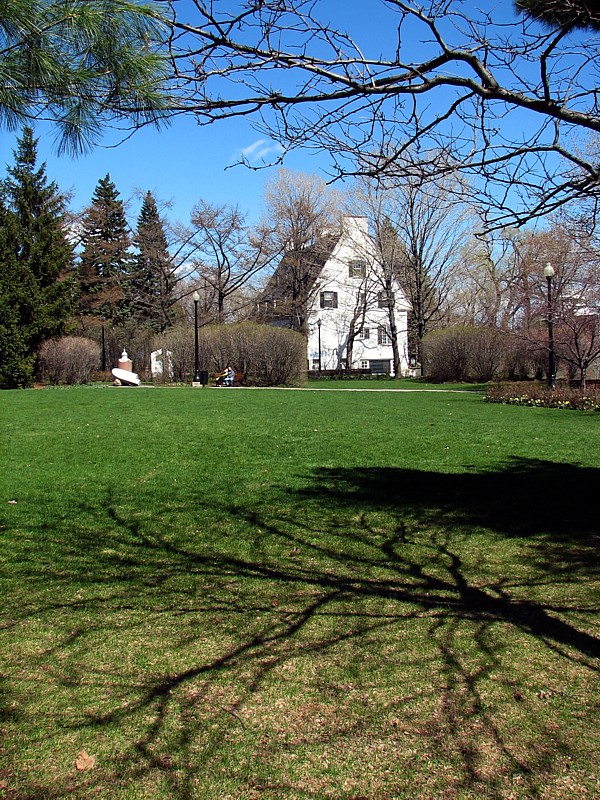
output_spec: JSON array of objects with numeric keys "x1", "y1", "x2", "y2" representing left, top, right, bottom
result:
[
  {"x1": 2, "y1": 457, "x2": 599, "y2": 799},
  {"x1": 298, "y1": 456, "x2": 599, "y2": 573}
]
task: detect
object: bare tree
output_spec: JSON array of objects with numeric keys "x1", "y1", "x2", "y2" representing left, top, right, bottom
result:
[
  {"x1": 190, "y1": 200, "x2": 274, "y2": 324},
  {"x1": 452, "y1": 216, "x2": 600, "y2": 383},
  {"x1": 451, "y1": 227, "x2": 550, "y2": 333},
  {"x1": 555, "y1": 298, "x2": 600, "y2": 389},
  {"x1": 341, "y1": 209, "x2": 409, "y2": 377},
  {"x1": 166, "y1": 1, "x2": 600, "y2": 230},
  {"x1": 548, "y1": 231, "x2": 600, "y2": 388},
  {"x1": 352, "y1": 174, "x2": 470, "y2": 367},
  {"x1": 343, "y1": 271, "x2": 373, "y2": 375},
  {"x1": 256, "y1": 169, "x2": 343, "y2": 333}
]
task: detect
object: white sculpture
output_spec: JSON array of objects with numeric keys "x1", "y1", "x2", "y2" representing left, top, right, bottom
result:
[{"x1": 112, "y1": 348, "x2": 140, "y2": 386}]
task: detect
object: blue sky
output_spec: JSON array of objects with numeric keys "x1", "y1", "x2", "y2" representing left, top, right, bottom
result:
[
  {"x1": 0, "y1": 1, "x2": 560, "y2": 231},
  {"x1": 1, "y1": 113, "x2": 319, "y2": 228},
  {"x1": 0, "y1": 0, "x2": 469, "y2": 228}
]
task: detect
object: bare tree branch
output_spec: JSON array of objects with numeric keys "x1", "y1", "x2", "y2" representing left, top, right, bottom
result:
[{"x1": 164, "y1": 0, "x2": 600, "y2": 229}]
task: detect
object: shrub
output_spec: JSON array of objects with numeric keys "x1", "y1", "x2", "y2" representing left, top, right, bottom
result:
[
  {"x1": 242, "y1": 323, "x2": 306, "y2": 386},
  {"x1": 503, "y1": 337, "x2": 541, "y2": 381},
  {"x1": 422, "y1": 326, "x2": 504, "y2": 382},
  {"x1": 153, "y1": 322, "x2": 306, "y2": 386},
  {"x1": 38, "y1": 337, "x2": 100, "y2": 385}
]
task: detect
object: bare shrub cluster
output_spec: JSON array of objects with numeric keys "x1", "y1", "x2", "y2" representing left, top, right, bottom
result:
[
  {"x1": 422, "y1": 327, "x2": 504, "y2": 383},
  {"x1": 38, "y1": 337, "x2": 100, "y2": 385},
  {"x1": 153, "y1": 322, "x2": 306, "y2": 386}
]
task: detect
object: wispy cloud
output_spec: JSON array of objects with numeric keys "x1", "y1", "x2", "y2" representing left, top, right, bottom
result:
[{"x1": 238, "y1": 138, "x2": 284, "y2": 164}]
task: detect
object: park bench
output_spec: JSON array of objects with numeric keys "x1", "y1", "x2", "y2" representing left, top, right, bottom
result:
[{"x1": 212, "y1": 371, "x2": 245, "y2": 386}]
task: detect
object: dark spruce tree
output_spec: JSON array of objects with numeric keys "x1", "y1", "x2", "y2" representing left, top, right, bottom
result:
[
  {"x1": 78, "y1": 174, "x2": 133, "y2": 325},
  {"x1": 133, "y1": 191, "x2": 175, "y2": 332},
  {"x1": 0, "y1": 127, "x2": 75, "y2": 388}
]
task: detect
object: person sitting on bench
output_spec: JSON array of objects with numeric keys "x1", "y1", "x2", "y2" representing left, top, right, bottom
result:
[{"x1": 222, "y1": 365, "x2": 235, "y2": 386}]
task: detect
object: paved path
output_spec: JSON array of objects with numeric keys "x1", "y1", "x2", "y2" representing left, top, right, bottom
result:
[{"x1": 261, "y1": 386, "x2": 478, "y2": 393}]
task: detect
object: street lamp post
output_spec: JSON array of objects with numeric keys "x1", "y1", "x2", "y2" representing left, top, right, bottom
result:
[
  {"x1": 544, "y1": 262, "x2": 556, "y2": 390},
  {"x1": 192, "y1": 291, "x2": 202, "y2": 386},
  {"x1": 317, "y1": 318, "x2": 322, "y2": 375},
  {"x1": 100, "y1": 320, "x2": 106, "y2": 373}
]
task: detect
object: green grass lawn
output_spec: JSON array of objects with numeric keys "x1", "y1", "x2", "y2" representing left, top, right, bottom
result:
[
  {"x1": 304, "y1": 377, "x2": 489, "y2": 391},
  {"x1": 1, "y1": 385, "x2": 598, "y2": 800}
]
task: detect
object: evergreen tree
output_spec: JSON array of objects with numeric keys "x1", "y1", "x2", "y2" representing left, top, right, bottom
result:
[
  {"x1": 515, "y1": 1, "x2": 600, "y2": 31},
  {"x1": 133, "y1": 191, "x2": 175, "y2": 331},
  {"x1": 78, "y1": 174, "x2": 133, "y2": 325},
  {"x1": 0, "y1": 127, "x2": 75, "y2": 388},
  {"x1": 0, "y1": 0, "x2": 172, "y2": 155}
]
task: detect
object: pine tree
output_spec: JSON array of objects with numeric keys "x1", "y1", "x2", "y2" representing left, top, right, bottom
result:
[
  {"x1": 78, "y1": 174, "x2": 133, "y2": 325},
  {"x1": 0, "y1": 0, "x2": 172, "y2": 155},
  {"x1": 0, "y1": 127, "x2": 75, "y2": 388},
  {"x1": 515, "y1": 1, "x2": 600, "y2": 30},
  {"x1": 133, "y1": 191, "x2": 174, "y2": 331}
]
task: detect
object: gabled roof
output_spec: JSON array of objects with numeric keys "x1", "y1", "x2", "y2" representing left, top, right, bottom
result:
[{"x1": 259, "y1": 232, "x2": 339, "y2": 303}]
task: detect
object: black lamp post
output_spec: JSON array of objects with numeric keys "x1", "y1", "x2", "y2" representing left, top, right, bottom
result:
[
  {"x1": 317, "y1": 318, "x2": 322, "y2": 375},
  {"x1": 544, "y1": 262, "x2": 556, "y2": 390},
  {"x1": 192, "y1": 290, "x2": 202, "y2": 385},
  {"x1": 100, "y1": 320, "x2": 106, "y2": 373}
]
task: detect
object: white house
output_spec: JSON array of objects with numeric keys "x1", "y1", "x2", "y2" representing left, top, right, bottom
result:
[{"x1": 257, "y1": 216, "x2": 411, "y2": 376}]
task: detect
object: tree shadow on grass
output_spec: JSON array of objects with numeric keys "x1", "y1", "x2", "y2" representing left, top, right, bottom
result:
[
  {"x1": 2, "y1": 457, "x2": 599, "y2": 799},
  {"x1": 298, "y1": 456, "x2": 599, "y2": 574},
  {"x1": 284, "y1": 456, "x2": 600, "y2": 658},
  {"x1": 246, "y1": 456, "x2": 599, "y2": 660}
]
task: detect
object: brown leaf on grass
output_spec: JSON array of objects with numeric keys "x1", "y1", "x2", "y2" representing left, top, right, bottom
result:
[
  {"x1": 8, "y1": 500, "x2": 17, "y2": 504},
  {"x1": 75, "y1": 750, "x2": 96, "y2": 771}
]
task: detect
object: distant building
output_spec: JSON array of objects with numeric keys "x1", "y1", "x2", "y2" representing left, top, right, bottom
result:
[
  {"x1": 255, "y1": 216, "x2": 411, "y2": 375},
  {"x1": 150, "y1": 348, "x2": 173, "y2": 379}
]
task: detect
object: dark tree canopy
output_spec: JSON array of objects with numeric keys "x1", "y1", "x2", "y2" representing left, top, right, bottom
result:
[
  {"x1": 133, "y1": 191, "x2": 175, "y2": 331},
  {"x1": 515, "y1": 0, "x2": 600, "y2": 31},
  {"x1": 78, "y1": 174, "x2": 133, "y2": 324}
]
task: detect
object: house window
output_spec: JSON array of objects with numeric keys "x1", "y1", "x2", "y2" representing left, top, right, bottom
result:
[
  {"x1": 320, "y1": 291, "x2": 338, "y2": 309},
  {"x1": 349, "y1": 260, "x2": 366, "y2": 279},
  {"x1": 311, "y1": 359, "x2": 320, "y2": 370},
  {"x1": 378, "y1": 326, "x2": 390, "y2": 345},
  {"x1": 358, "y1": 327, "x2": 370, "y2": 340},
  {"x1": 378, "y1": 290, "x2": 394, "y2": 308},
  {"x1": 360, "y1": 360, "x2": 369, "y2": 370}
]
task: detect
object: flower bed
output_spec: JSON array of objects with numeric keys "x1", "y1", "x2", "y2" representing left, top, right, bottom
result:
[{"x1": 484, "y1": 382, "x2": 600, "y2": 411}]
